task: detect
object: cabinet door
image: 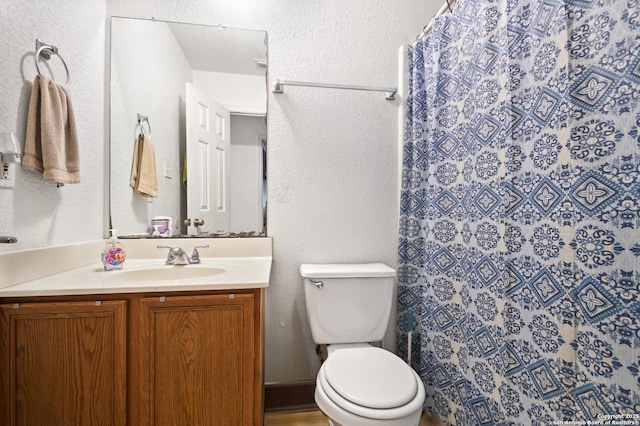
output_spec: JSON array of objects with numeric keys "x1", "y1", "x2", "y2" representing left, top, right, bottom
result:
[
  {"x1": 0, "y1": 300, "x2": 127, "y2": 426},
  {"x1": 138, "y1": 293, "x2": 254, "y2": 426}
]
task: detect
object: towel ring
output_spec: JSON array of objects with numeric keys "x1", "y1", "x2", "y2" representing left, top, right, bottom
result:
[
  {"x1": 137, "y1": 114, "x2": 152, "y2": 138},
  {"x1": 35, "y1": 39, "x2": 70, "y2": 87},
  {"x1": 134, "y1": 123, "x2": 145, "y2": 139}
]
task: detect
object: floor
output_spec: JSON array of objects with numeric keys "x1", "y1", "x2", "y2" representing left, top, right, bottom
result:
[{"x1": 265, "y1": 408, "x2": 443, "y2": 425}]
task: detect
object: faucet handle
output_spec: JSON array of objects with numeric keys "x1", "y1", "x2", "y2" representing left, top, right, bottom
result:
[
  {"x1": 157, "y1": 245, "x2": 178, "y2": 253},
  {"x1": 191, "y1": 245, "x2": 209, "y2": 263},
  {"x1": 157, "y1": 245, "x2": 181, "y2": 264}
]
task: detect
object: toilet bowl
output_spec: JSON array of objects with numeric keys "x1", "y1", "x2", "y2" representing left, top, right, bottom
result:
[
  {"x1": 314, "y1": 345, "x2": 425, "y2": 426},
  {"x1": 300, "y1": 263, "x2": 425, "y2": 426}
]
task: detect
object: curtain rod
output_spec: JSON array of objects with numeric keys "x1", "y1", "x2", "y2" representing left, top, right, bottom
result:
[
  {"x1": 272, "y1": 79, "x2": 397, "y2": 100},
  {"x1": 421, "y1": 0, "x2": 457, "y2": 36}
]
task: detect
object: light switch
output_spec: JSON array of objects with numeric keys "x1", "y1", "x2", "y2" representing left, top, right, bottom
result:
[{"x1": 164, "y1": 161, "x2": 173, "y2": 179}]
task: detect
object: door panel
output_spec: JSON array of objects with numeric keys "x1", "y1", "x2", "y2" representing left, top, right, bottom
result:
[{"x1": 185, "y1": 83, "x2": 231, "y2": 234}]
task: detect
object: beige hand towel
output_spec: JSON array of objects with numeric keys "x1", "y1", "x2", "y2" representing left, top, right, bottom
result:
[
  {"x1": 129, "y1": 134, "x2": 142, "y2": 189},
  {"x1": 23, "y1": 75, "x2": 80, "y2": 184},
  {"x1": 130, "y1": 134, "x2": 158, "y2": 198}
]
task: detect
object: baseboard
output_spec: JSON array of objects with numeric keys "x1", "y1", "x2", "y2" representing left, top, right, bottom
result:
[{"x1": 264, "y1": 380, "x2": 317, "y2": 411}]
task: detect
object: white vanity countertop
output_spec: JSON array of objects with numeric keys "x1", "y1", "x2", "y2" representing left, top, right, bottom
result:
[
  {"x1": 0, "y1": 257, "x2": 272, "y2": 297},
  {"x1": 0, "y1": 238, "x2": 273, "y2": 298}
]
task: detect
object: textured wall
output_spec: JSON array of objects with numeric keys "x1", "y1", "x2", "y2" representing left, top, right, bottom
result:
[
  {"x1": 0, "y1": 0, "x2": 106, "y2": 252},
  {"x1": 1, "y1": 0, "x2": 441, "y2": 382},
  {"x1": 103, "y1": 0, "x2": 441, "y2": 383}
]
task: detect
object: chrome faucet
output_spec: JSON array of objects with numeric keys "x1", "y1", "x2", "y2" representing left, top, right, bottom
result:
[{"x1": 157, "y1": 245, "x2": 209, "y2": 265}]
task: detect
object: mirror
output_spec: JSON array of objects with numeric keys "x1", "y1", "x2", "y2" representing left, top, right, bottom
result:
[{"x1": 109, "y1": 17, "x2": 267, "y2": 238}]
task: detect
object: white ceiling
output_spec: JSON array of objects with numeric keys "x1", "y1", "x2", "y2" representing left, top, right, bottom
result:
[{"x1": 168, "y1": 22, "x2": 267, "y2": 76}]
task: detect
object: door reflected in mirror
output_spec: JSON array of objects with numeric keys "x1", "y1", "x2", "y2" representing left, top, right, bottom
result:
[{"x1": 110, "y1": 17, "x2": 267, "y2": 238}]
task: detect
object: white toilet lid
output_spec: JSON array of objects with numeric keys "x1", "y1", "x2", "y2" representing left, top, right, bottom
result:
[{"x1": 323, "y1": 347, "x2": 418, "y2": 409}]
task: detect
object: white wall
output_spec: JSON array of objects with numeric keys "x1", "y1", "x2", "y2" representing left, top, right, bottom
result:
[
  {"x1": 0, "y1": 0, "x2": 106, "y2": 252},
  {"x1": 230, "y1": 115, "x2": 265, "y2": 233},
  {"x1": 104, "y1": 0, "x2": 438, "y2": 383},
  {"x1": 193, "y1": 70, "x2": 267, "y2": 115},
  {"x1": 0, "y1": 0, "x2": 442, "y2": 382},
  {"x1": 110, "y1": 18, "x2": 190, "y2": 236}
]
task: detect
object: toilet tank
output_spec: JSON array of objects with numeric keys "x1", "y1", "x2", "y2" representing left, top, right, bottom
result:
[{"x1": 300, "y1": 263, "x2": 396, "y2": 344}]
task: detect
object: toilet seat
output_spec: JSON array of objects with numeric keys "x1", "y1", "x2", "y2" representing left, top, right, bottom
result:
[
  {"x1": 317, "y1": 347, "x2": 425, "y2": 421},
  {"x1": 324, "y1": 347, "x2": 418, "y2": 409}
]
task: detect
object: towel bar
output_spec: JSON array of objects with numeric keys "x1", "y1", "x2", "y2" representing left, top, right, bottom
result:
[{"x1": 273, "y1": 79, "x2": 397, "y2": 100}]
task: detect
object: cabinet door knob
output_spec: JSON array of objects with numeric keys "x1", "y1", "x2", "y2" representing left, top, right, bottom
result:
[
  {"x1": 194, "y1": 218, "x2": 205, "y2": 227},
  {"x1": 184, "y1": 219, "x2": 191, "y2": 226}
]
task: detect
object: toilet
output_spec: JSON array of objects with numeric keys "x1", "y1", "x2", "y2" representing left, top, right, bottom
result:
[{"x1": 301, "y1": 263, "x2": 425, "y2": 426}]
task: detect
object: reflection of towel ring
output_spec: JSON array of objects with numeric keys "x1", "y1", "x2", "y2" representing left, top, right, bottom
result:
[
  {"x1": 34, "y1": 39, "x2": 70, "y2": 87},
  {"x1": 137, "y1": 114, "x2": 152, "y2": 138},
  {"x1": 134, "y1": 123, "x2": 144, "y2": 139}
]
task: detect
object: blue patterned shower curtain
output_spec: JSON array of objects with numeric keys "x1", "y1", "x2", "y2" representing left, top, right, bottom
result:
[{"x1": 397, "y1": 0, "x2": 640, "y2": 424}]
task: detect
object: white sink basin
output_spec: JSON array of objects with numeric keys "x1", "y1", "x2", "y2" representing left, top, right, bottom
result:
[{"x1": 106, "y1": 265, "x2": 226, "y2": 282}]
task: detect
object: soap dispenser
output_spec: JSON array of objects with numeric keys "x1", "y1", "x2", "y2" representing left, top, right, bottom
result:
[{"x1": 102, "y1": 229, "x2": 126, "y2": 271}]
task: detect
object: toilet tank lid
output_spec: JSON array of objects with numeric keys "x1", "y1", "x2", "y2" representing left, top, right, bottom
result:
[{"x1": 300, "y1": 263, "x2": 396, "y2": 279}]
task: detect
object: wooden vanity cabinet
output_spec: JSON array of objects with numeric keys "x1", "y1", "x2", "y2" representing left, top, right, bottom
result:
[
  {"x1": 134, "y1": 292, "x2": 259, "y2": 426},
  {"x1": 0, "y1": 300, "x2": 127, "y2": 426},
  {"x1": 0, "y1": 289, "x2": 264, "y2": 426}
]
